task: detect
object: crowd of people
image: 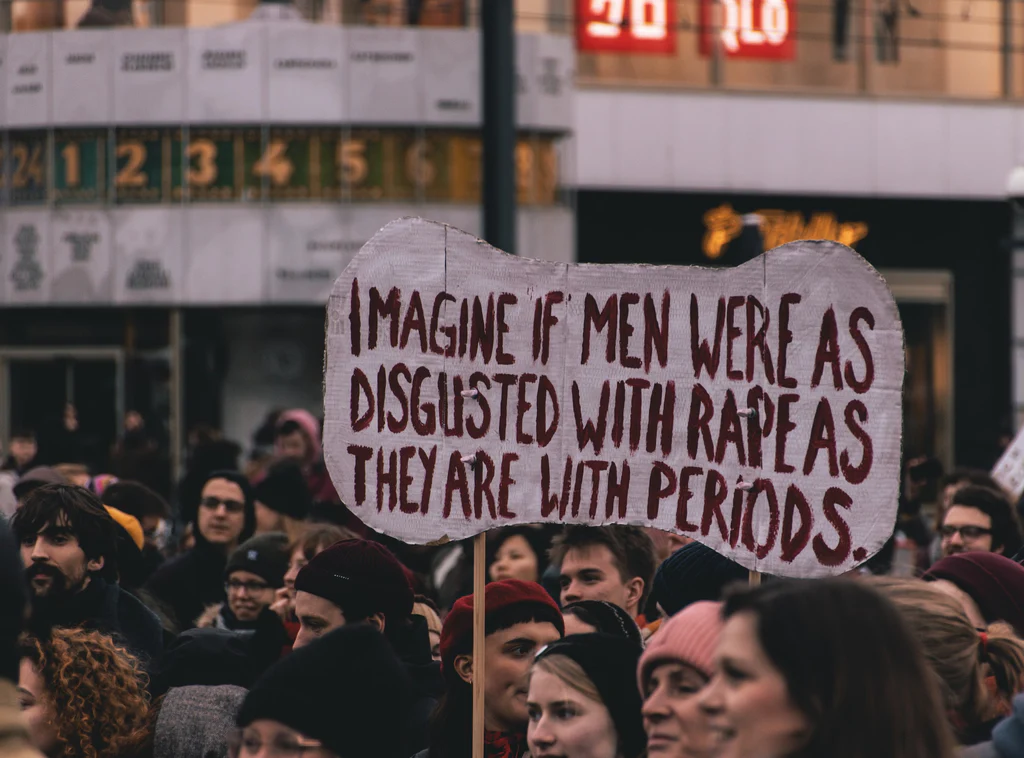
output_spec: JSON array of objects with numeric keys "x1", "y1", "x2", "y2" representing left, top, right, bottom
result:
[{"x1": 3, "y1": 409, "x2": 1024, "y2": 758}]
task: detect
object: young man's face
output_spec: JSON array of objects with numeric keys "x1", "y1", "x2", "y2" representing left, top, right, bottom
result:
[
  {"x1": 20, "y1": 519, "x2": 102, "y2": 597},
  {"x1": 10, "y1": 437, "x2": 37, "y2": 467},
  {"x1": 226, "y1": 569, "x2": 276, "y2": 622},
  {"x1": 482, "y1": 621, "x2": 563, "y2": 733},
  {"x1": 941, "y1": 505, "x2": 996, "y2": 557},
  {"x1": 197, "y1": 478, "x2": 247, "y2": 548},
  {"x1": 293, "y1": 591, "x2": 346, "y2": 649},
  {"x1": 560, "y1": 544, "x2": 641, "y2": 617}
]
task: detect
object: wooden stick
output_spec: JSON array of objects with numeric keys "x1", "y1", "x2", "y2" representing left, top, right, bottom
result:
[
  {"x1": 748, "y1": 570, "x2": 762, "y2": 587},
  {"x1": 472, "y1": 532, "x2": 487, "y2": 758}
]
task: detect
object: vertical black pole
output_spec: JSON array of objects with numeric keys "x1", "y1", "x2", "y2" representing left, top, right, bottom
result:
[{"x1": 482, "y1": 0, "x2": 516, "y2": 255}]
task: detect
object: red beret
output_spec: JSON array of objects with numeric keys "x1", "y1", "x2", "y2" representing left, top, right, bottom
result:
[{"x1": 440, "y1": 579, "x2": 564, "y2": 677}]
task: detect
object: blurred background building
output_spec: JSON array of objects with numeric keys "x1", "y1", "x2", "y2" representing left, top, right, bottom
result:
[{"x1": 0, "y1": 0, "x2": 1017, "y2": 484}]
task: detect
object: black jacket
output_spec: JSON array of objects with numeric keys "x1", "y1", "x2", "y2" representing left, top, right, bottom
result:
[
  {"x1": 33, "y1": 576, "x2": 163, "y2": 670},
  {"x1": 390, "y1": 614, "x2": 444, "y2": 754},
  {"x1": 144, "y1": 541, "x2": 229, "y2": 631}
]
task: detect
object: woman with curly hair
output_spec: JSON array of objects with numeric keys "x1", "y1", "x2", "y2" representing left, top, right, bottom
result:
[{"x1": 17, "y1": 628, "x2": 151, "y2": 758}]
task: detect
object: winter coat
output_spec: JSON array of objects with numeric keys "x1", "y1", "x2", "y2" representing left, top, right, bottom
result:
[
  {"x1": 37, "y1": 576, "x2": 163, "y2": 671},
  {"x1": 145, "y1": 541, "x2": 231, "y2": 631}
]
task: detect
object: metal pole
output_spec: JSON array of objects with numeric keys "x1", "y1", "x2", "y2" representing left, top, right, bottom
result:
[
  {"x1": 482, "y1": 0, "x2": 516, "y2": 254},
  {"x1": 170, "y1": 308, "x2": 184, "y2": 484},
  {"x1": 1002, "y1": 0, "x2": 1012, "y2": 98}
]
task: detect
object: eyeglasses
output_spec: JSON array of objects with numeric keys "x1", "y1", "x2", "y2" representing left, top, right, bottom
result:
[
  {"x1": 200, "y1": 496, "x2": 245, "y2": 513},
  {"x1": 227, "y1": 729, "x2": 327, "y2": 758},
  {"x1": 940, "y1": 525, "x2": 993, "y2": 540},
  {"x1": 225, "y1": 579, "x2": 272, "y2": 594}
]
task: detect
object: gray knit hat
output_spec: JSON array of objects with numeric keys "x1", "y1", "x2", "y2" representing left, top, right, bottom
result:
[{"x1": 154, "y1": 685, "x2": 247, "y2": 758}]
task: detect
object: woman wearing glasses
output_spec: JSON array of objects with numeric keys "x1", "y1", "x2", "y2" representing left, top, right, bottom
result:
[
  {"x1": 145, "y1": 471, "x2": 257, "y2": 631},
  {"x1": 231, "y1": 623, "x2": 417, "y2": 758}
]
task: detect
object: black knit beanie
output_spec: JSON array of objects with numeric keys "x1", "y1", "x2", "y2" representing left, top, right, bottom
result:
[
  {"x1": 651, "y1": 541, "x2": 747, "y2": 617},
  {"x1": 225, "y1": 533, "x2": 290, "y2": 588},
  {"x1": 535, "y1": 633, "x2": 645, "y2": 758},
  {"x1": 562, "y1": 600, "x2": 643, "y2": 648},
  {"x1": 237, "y1": 624, "x2": 416, "y2": 758},
  {"x1": 254, "y1": 460, "x2": 312, "y2": 520}
]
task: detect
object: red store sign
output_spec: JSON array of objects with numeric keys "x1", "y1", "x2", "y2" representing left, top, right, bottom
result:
[
  {"x1": 575, "y1": 0, "x2": 676, "y2": 54},
  {"x1": 699, "y1": 0, "x2": 795, "y2": 59}
]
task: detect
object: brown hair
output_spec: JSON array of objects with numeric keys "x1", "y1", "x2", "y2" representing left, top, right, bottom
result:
[
  {"x1": 20, "y1": 628, "x2": 151, "y2": 758},
  {"x1": 290, "y1": 524, "x2": 355, "y2": 561},
  {"x1": 872, "y1": 577, "x2": 1024, "y2": 730},
  {"x1": 549, "y1": 526, "x2": 657, "y2": 608}
]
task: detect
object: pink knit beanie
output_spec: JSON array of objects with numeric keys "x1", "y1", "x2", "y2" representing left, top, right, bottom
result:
[{"x1": 638, "y1": 601, "x2": 723, "y2": 690}]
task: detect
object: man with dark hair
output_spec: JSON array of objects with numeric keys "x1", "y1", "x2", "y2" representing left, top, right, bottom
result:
[
  {"x1": 1, "y1": 428, "x2": 38, "y2": 476},
  {"x1": 146, "y1": 470, "x2": 256, "y2": 631},
  {"x1": 551, "y1": 525, "x2": 657, "y2": 620},
  {"x1": 940, "y1": 485, "x2": 1023, "y2": 559},
  {"x1": 11, "y1": 484, "x2": 163, "y2": 667}
]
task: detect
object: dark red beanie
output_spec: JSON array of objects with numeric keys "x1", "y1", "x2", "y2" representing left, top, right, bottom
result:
[
  {"x1": 294, "y1": 539, "x2": 414, "y2": 624},
  {"x1": 440, "y1": 579, "x2": 564, "y2": 677},
  {"x1": 924, "y1": 552, "x2": 1024, "y2": 636}
]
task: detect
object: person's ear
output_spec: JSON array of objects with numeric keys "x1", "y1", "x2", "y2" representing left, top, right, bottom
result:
[
  {"x1": 625, "y1": 577, "x2": 644, "y2": 611},
  {"x1": 87, "y1": 556, "x2": 105, "y2": 573},
  {"x1": 366, "y1": 611, "x2": 386, "y2": 635},
  {"x1": 454, "y1": 654, "x2": 474, "y2": 685}
]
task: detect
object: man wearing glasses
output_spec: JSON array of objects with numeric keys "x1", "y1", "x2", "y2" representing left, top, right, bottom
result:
[
  {"x1": 196, "y1": 533, "x2": 289, "y2": 632},
  {"x1": 939, "y1": 485, "x2": 1023, "y2": 560},
  {"x1": 146, "y1": 471, "x2": 256, "y2": 631}
]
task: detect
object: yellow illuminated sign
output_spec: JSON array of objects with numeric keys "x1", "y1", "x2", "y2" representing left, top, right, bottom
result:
[{"x1": 702, "y1": 204, "x2": 869, "y2": 260}]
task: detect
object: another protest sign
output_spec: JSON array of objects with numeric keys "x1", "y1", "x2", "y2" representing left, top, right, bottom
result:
[{"x1": 324, "y1": 218, "x2": 905, "y2": 577}]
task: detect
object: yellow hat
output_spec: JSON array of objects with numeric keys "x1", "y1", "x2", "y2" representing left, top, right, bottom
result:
[{"x1": 104, "y1": 505, "x2": 144, "y2": 550}]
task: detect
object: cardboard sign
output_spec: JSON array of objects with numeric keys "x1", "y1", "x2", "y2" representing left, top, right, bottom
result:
[
  {"x1": 992, "y1": 428, "x2": 1024, "y2": 498},
  {"x1": 323, "y1": 218, "x2": 905, "y2": 577}
]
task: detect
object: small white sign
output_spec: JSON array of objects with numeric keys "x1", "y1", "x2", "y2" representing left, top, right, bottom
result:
[{"x1": 992, "y1": 430, "x2": 1024, "y2": 498}]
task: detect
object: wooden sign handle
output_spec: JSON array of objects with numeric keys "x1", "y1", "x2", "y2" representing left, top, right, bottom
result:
[
  {"x1": 749, "y1": 570, "x2": 762, "y2": 587},
  {"x1": 472, "y1": 532, "x2": 487, "y2": 758}
]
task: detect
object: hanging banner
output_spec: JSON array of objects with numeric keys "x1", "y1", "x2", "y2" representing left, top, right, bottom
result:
[
  {"x1": 323, "y1": 218, "x2": 904, "y2": 577},
  {"x1": 6, "y1": 33, "x2": 50, "y2": 127},
  {"x1": 52, "y1": 30, "x2": 111, "y2": 125},
  {"x1": 698, "y1": 0, "x2": 796, "y2": 59},
  {"x1": 187, "y1": 24, "x2": 266, "y2": 123},
  {"x1": 112, "y1": 207, "x2": 183, "y2": 303},
  {"x1": 266, "y1": 24, "x2": 345, "y2": 124},
  {"x1": 113, "y1": 28, "x2": 186, "y2": 124},
  {"x1": 4, "y1": 210, "x2": 50, "y2": 304},
  {"x1": 347, "y1": 27, "x2": 419, "y2": 125}
]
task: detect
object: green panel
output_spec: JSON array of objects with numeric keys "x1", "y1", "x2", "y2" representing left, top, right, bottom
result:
[
  {"x1": 54, "y1": 131, "x2": 104, "y2": 204},
  {"x1": 319, "y1": 129, "x2": 386, "y2": 201},
  {"x1": 171, "y1": 128, "x2": 240, "y2": 202},
  {"x1": 6, "y1": 131, "x2": 48, "y2": 205},
  {"x1": 244, "y1": 128, "x2": 312, "y2": 201},
  {"x1": 391, "y1": 132, "x2": 451, "y2": 202},
  {"x1": 114, "y1": 128, "x2": 166, "y2": 204}
]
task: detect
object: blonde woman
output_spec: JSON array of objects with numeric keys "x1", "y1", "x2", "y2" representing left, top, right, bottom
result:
[{"x1": 873, "y1": 577, "x2": 1024, "y2": 745}]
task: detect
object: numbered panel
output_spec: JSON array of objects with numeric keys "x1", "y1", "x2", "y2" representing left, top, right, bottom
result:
[
  {"x1": 114, "y1": 128, "x2": 167, "y2": 204},
  {"x1": 319, "y1": 129, "x2": 387, "y2": 201},
  {"x1": 576, "y1": 0, "x2": 676, "y2": 54},
  {"x1": 3, "y1": 131, "x2": 48, "y2": 205},
  {"x1": 171, "y1": 128, "x2": 240, "y2": 201},
  {"x1": 55, "y1": 130, "x2": 105, "y2": 204},
  {"x1": 246, "y1": 128, "x2": 313, "y2": 201}
]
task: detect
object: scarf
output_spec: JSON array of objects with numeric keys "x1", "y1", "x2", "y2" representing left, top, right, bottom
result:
[{"x1": 484, "y1": 731, "x2": 529, "y2": 758}]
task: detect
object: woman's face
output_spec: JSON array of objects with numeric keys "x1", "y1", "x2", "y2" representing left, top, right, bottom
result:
[
  {"x1": 699, "y1": 613, "x2": 809, "y2": 758},
  {"x1": 230, "y1": 720, "x2": 335, "y2": 758},
  {"x1": 527, "y1": 667, "x2": 618, "y2": 758},
  {"x1": 18, "y1": 659, "x2": 58, "y2": 756},
  {"x1": 490, "y1": 535, "x2": 540, "y2": 583},
  {"x1": 642, "y1": 662, "x2": 715, "y2": 758},
  {"x1": 481, "y1": 621, "x2": 563, "y2": 732}
]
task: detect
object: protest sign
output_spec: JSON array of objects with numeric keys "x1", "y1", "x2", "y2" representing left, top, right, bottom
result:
[
  {"x1": 992, "y1": 427, "x2": 1024, "y2": 498},
  {"x1": 324, "y1": 218, "x2": 905, "y2": 577}
]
